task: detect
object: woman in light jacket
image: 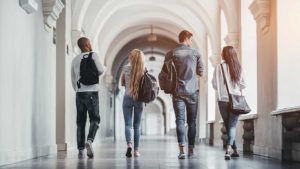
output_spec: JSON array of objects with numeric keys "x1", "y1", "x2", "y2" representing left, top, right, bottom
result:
[
  {"x1": 212, "y1": 46, "x2": 245, "y2": 160},
  {"x1": 121, "y1": 49, "x2": 145, "y2": 158}
]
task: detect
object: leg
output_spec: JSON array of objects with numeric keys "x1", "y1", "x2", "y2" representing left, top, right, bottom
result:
[
  {"x1": 186, "y1": 92, "x2": 199, "y2": 148},
  {"x1": 172, "y1": 96, "x2": 186, "y2": 148},
  {"x1": 133, "y1": 101, "x2": 143, "y2": 150},
  {"x1": 123, "y1": 95, "x2": 134, "y2": 146},
  {"x1": 218, "y1": 101, "x2": 232, "y2": 160},
  {"x1": 218, "y1": 101, "x2": 230, "y2": 145},
  {"x1": 86, "y1": 92, "x2": 100, "y2": 142},
  {"x1": 228, "y1": 112, "x2": 239, "y2": 148},
  {"x1": 76, "y1": 93, "x2": 88, "y2": 150}
]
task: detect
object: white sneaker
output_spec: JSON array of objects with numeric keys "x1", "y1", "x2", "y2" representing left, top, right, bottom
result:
[
  {"x1": 134, "y1": 151, "x2": 141, "y2": 157},
  {"x1": 178, "y1": 153, "x2": 186, "y2": 159},
  {"x1": 85, "y1": 140, "x2": 94, "y2": 158}
]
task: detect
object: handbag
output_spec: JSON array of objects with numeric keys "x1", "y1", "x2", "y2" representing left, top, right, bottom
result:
[{"x1": 220, "y1": 63, "x2": 251, "y2": 115}]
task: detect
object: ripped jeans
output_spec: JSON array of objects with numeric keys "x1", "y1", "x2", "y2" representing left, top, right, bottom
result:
[
  {"x1": 123, "y1": 94, "x2": 143, "y2": 150},
  {"x1": 76, "y1": 92, "x2": 100, "y2": 150},
  {"x1": 172, "y1": 91, "x2": 199, "y2": 147},
  {"x1": 218, "y1": 101, "x2": 239, "y2": 149}
]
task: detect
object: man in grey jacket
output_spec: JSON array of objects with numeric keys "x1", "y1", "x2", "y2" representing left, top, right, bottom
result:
[
  {"x1": 71, "y1": 37, "x2": 104, "y2": 158},
  {"x1": 164, "y1": 30, "x2": 204, "y2": 159}
]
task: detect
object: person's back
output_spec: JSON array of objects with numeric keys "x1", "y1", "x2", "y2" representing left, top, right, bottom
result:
[
  {"x1": 121, "y1": 49, "x2": 145, "y2": 158},
  {"x1": 71, "y1": 37, "x2": 104, "y2": 159},
  {"x1": 211, "y1": 46, "x2": 245, "y2": 160},
  {"x1": 71, "y1": 52, "x2": 103, "y2": 92},
  {"x1": 165, "y1": 44, "x2": 204, "y2": 95},
  {"x1": 164, "y1": 30, "x2": 204, "y2": 159}
]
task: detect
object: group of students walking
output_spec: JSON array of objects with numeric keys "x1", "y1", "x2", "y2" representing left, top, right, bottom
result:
[{"x1": 71, "y1": 30, "x2": 246, "y2": 160}]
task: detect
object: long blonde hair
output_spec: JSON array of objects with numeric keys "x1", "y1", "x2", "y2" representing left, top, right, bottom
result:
[{"x1": 128, "y1": 49, "x2": 145, "y2": 100}]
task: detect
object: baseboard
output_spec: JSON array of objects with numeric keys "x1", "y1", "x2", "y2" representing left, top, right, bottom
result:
[
  {"x1": 0, "y1": 144, "x2": 57, "y2": 166},
  {"x1": 253, "y1": 144, "x2": 282, "y2": 160},
  {"x1": 57, "y1": 143, "x2": 67, "y2": 151}
]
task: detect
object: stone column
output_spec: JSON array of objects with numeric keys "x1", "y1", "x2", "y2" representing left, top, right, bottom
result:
[
  {"x1": 197, "y1": 32, "x2": 208, "y2": 140},
  {"x1": 55, "y1": 0, "x2": 71, "y2": 151},
  {"x1": 249, "y1": 0, "x2": 282, "y2": 159}
]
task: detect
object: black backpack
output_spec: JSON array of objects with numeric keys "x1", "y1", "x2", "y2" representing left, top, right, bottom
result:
[
  {"x1": 158, "y1": 53, "x2": 177, "y2": 94},
  {"x1": 138, "y1": 69, "x2": 159, "y2": 103},
  {"x1": 77, "y1": 52, "x2": 99, "y2": 88}
]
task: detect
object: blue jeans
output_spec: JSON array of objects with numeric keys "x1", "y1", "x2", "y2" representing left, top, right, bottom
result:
[
  {"x1": 76, "y1": 92, "x2": 100, "y2": 150},
  {"x1": 123, "y1": 94, "x2": 143, "y2": 150},
  {"x1": 172, "y1": 91, "x2": 199, "y2": 147},
  {"x1": 218, "y1": 101, "x2": 239, "y2": 149}
]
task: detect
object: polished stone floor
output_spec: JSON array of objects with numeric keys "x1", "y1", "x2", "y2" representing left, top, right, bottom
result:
[{"x1": 1, "y1": 136, "x2": 299, "y2": 169}]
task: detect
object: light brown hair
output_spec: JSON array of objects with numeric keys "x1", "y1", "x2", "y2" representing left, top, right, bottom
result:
[
  {"x1": 222, "y1": 46, "x2": 242, "y2": 86},
  {"x1": 128, "y1": 49, "x2": 145, "y2": 100},
  {"x1": 179, "y1": 30, "x2": 193, "y2": 43}
]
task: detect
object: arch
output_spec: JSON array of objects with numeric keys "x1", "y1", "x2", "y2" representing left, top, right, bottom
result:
[
  {"x1": 219, "y1": 0, "x2": 239, "y2": 33},
  {"x1": 156, "y1": 97, "x2": 168, "y2": 134},
  {"x1": 72, "y1": 0, "x2": 219, "y2": 57}
]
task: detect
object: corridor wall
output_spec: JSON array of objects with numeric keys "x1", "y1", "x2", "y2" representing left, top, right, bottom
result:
[
  {"x1": 277, "y1": 0, "x2": 300, "y2": 110},
  {"x1": 0, "y1": 0, "x2": 57, "y2": 166}
]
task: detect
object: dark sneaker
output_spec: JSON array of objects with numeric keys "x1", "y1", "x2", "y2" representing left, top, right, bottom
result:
[
  {"x1": 178, "y1": 153, "x2": 186, "y2": 159},
  {"x1": 85, "y1": 141, "x2": 94, "y2": 158},
  {"x1": 78, "y1": 150, "x2": 84, "y2": 159},
  {"x1": 225, "y1": 152, "x2": 231, "y2": 160},
  {"x1": 188, "y1": 153, "x2": 195, "y2": 159},
  {"x1": 231, "y1": 152, "x2": 240, "y2": 157},
  {"x1": 126, "y1": 147, "x2": 132, "y2": 158}
]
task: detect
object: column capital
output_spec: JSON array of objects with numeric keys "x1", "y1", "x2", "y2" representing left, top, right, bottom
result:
[
  {"x1": 249, "y1": 0, "x2": 271, "y2": 34},
  {"x1": 224, "y1": 32, "x2": 240, "y2": 49},
  {"x1": 19, "y1": 0, "x2": 38, "y2": 14},
  {"x1": 42, "y1": 0, "x2": 64, "y2": 32},
  {"x1": 209, "y1": 54, "x2": 221, "y2": 67},
  {"x1": 105, "y1": 74, "x2": 116, "y2": 92}
]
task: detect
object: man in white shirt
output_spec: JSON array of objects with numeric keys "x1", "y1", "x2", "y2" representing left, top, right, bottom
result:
[{"x1": 71, "y1": 37, "x2": 104, "y2": 158}]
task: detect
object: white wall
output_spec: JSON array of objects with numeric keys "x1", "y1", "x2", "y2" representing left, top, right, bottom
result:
[
  {"x1": 207, "y1": 36, "x2": 216, "y2": 121},
  {"x1": 144, "y1": 104, "x2": 164, "y2": 136},
  {"x1": 241, "y1": 0, "x2": 257, "y2": 114},
  {"x1": 277, "y1": 0, "x2": 300, "y2": 109},
  {"x1": 0, "y1": 0, "x2": 57, "y2": 165}
]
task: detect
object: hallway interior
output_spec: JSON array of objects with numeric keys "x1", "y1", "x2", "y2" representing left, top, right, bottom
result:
[
  {"x1": 1, "y1": 0, "x2": 300, "y2": 168},
  {"x1": 1, "y1": 136, "x2": 300, "y2": 169}
]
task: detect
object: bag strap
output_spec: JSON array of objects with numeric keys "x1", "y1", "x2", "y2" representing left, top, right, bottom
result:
[
  {"x1": 88, "y1": 52, "x2": 93, "y2": 58},
  {"x1": 82, "y1": 52, "x2": 93, "y2": 59},
  {"x1": 220, "y1": 63, "x2": 232, "y2": 101},
  {"x1": 221, "y1": 63, "x2": 243, "y2": 96}
]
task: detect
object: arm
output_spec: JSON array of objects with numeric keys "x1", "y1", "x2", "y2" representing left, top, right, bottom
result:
[
  {"x1": 92, "y1": 52, "x2": 105, "y2": 76},
  {"x1": 71, "y1": 61, "x2": 76, "y2": 91},
  {"x1": 212, "y1": 65, "x2": 217, "y2": 90},
  {"x1": 239, "y1": 75, "x2": 246, "y2": 89},
  {"x1": 195, "y1": 50, "x2": 204, "y2": 76}
]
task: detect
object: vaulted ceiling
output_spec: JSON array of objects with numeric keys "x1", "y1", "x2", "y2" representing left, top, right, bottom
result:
[{"x1": 72, "y1": 0, "x2": 238, "y2": 85}]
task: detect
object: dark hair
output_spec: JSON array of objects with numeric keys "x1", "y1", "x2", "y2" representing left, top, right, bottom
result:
[
  {"x1": 77, "y1": 37, "x2": 89, "y2": 51},
  {"x1": 222, "y1": 46, "x2": 241, "y2": 86},
  {"x1": 179, "y1": 30, "x2": 193, "y2": 43}
]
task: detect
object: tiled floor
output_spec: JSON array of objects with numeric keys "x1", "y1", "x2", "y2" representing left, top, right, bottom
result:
[{"x1": 1, "y1": 136, "x2": 299, "y2": 169}]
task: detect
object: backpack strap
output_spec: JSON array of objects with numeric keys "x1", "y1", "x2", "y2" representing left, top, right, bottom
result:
[
  {"x1": 88, "y1": 52, "x2": 93, "y2": 58},
  {"x1": 82, "y1": 52, "x2": 93, "y2": 59},
  {"x1": 171, "y1": 50, "x2": 175, "y2": 60}
]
